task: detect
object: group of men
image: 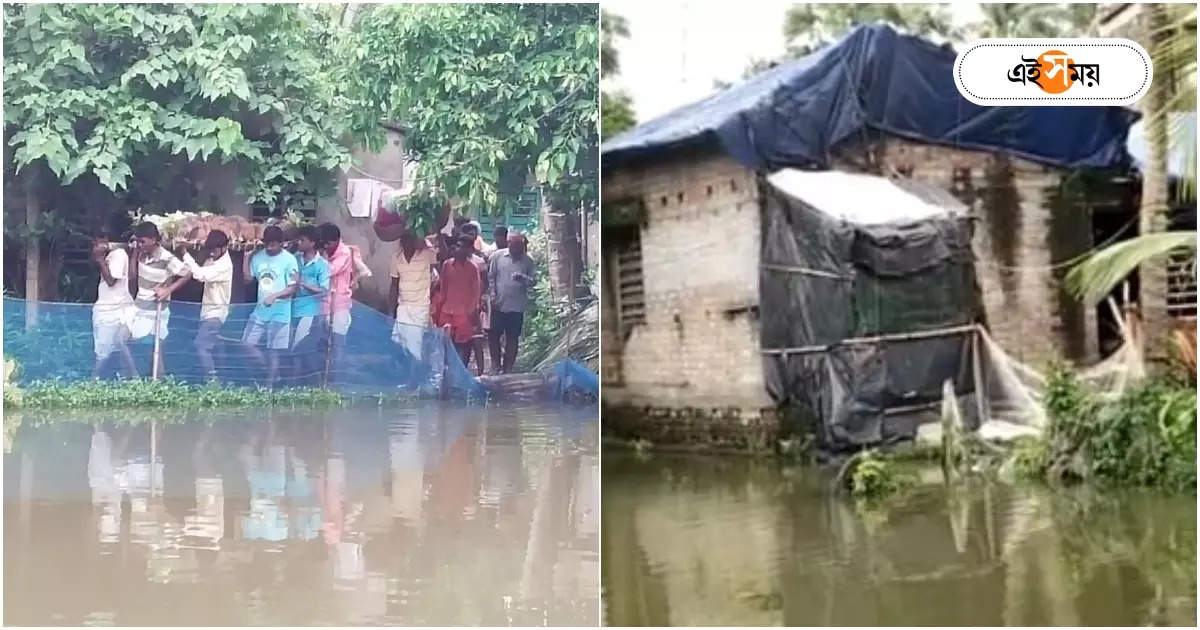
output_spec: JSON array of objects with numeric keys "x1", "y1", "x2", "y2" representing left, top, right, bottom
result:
[
  {"x1": 388, "y1": 219, "x2": 534, "y2": 378},
  {"x1": 90, "y1": 212, "x2": 534, "y2": 387}
]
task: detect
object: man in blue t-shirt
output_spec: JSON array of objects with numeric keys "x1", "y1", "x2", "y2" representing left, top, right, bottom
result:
[
  {"x1": 290, "y1": 226, "x2": 331, "y2": 386},
  {"x1": 241, "y1": 225, "x2": 300, "y2": 387}
]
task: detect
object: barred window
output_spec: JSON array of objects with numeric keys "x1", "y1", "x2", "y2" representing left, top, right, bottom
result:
[{"x1": 614, "y1": 230, "x2": 645, "y2": 328}]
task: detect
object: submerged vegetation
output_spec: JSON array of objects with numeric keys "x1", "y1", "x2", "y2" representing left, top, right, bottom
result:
[
  {"x1": 8, "y1": 378, "x2": 354, "y2": 410},
  {"x1": 844, "y1": 449, "x2": 916, "y2": 499}
]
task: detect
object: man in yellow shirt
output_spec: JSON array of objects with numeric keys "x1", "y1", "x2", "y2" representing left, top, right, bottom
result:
[{"x1": 389, "y1": 230, "x2": 438, "y2": 378}]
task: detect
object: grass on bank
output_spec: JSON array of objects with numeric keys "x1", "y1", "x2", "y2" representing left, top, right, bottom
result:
[{"x1": 2, "y1": 377, "x2": 422, "y2": 410}]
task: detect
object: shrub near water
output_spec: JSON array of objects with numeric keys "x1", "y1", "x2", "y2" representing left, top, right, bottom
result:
[
  {"x1": 14, "y1": 379, "x2": 346, "y2": 409},
  {"x1": 848, "y1": 449, "x2": 916, "y2": 499},
  {"x1": 1033, "y1": 365, "x2": 1196, "y2": 492}
]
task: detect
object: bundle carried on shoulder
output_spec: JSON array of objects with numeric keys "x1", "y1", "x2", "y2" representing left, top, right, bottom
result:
[{"x1": 132, "y1": 210, "x2": 305, "y2": 251}]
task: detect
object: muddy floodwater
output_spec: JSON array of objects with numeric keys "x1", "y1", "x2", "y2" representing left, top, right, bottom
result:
[
  {"x1": 4, "y1": 403, "x2": 598, "y2": 626},
  {"x1": 602, "y1": 450, "x2": 1196, "y2": 627}
]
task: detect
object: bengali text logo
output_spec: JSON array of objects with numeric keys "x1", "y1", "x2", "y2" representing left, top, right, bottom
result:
[{"x1": 955, "y1": 39, "x2": 1151, "y2": 106}]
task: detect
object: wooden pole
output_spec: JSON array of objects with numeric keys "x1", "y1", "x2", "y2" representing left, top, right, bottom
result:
[
  {"x1": 151, "y1": 301, "x2": 163, "y2": 381},
  {"x1": 24, "y1": 172, "x2": 40, "y2": 332},
  {"x1": 322, "y1": 313, "x2": 334, "y2": 388}
]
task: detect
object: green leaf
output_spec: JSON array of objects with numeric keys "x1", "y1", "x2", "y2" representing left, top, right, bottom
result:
[{"x1": 183, "y1": 139, "x2": 201, "y2": 161}]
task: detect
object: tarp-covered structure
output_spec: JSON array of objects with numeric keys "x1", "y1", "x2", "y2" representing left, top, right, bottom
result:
[
  {"x1": 760, "y1": 170, "x2": 994, "y2": 449},
  {"x1": 601, "y1": 23, "x2": 1137, "y2": 171}
]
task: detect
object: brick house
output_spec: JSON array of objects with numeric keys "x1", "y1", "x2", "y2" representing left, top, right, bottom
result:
[{"x1": 600, "y1": 25, "x2": 1141, "y2": 447}]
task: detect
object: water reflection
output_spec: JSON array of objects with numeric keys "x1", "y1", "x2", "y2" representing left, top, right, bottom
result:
[
  {"x1": 4, "y1": 404, "x2": 598, "y2": 626},
  {"x1": 602, "y1": 450, "x2": 1196, "y2": 627}
]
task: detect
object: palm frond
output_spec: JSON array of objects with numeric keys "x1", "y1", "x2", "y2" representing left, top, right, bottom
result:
[{"x1": 1067, "y1": 232, "x2": 1198, "y2": 303}]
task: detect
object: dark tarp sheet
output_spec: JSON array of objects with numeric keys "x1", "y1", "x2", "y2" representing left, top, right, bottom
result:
[
  {"x1": 760, "y1": 175, "x2": 985, "y2": 449},
  {"x1": 602, "y1": 23, "x2": 1138, "y2": 171}
]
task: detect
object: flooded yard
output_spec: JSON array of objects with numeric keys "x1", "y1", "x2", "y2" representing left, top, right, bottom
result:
[
  {"x1": 4, "y1": 403, "x2": 598, "y2": 626},
  {"x1": 602, "y1": 450, "x2": 1196, "y2": 627}
]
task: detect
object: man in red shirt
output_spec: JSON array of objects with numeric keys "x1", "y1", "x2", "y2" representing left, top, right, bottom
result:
[
  {"x1": 318, "y1": 223, "x2": 357, "y2": 380},
  {"x1": 436, "y1": 235, "x2": 482, "y2": 368}
]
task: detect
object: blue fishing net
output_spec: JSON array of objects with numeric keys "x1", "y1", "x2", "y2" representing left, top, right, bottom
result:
[
  {"x1": 545, "y1": 358, "x2": 599, "y2": 401},
  {"x1": 3, "y1": 297, "x2": 486, "y2": 400}
]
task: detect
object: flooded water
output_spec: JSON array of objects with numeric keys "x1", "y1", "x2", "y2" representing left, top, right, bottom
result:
[
  {"x1": 602, "y1": 450, "x2": 1196, "y2": 627},
  {"x1": 4, "y1": 403, "x2": 598, "y2": 626}
]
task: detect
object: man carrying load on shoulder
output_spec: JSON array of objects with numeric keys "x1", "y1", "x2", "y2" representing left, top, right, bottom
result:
[
  {"x1": 90, "y1": 215, "x2": 137, "y2": 379},
  {"x1": 318, "y1": 223, "x2": 358, "y2": 380},
  {"x1": 389, "y1": 229, "x2": 438, "y2": 382},
  {"x1": 181, "y1": 230, "x2": 233, "y2": 383},
  {"x1": 242, "y1": 225, "x2": 299, "y2": 388},
  {"x1": 129, "y1": 221, "x2": 192, "y2": 378},
  {"x1": 291, "y1": 226, "x2": 331, "y2": 387}
]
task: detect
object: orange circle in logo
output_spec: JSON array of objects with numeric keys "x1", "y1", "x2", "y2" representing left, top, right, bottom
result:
[{"x1": 1034, "y1": 50, "x2": 1075, "y2": 94}]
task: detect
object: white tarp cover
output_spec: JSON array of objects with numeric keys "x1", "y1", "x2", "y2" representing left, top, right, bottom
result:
[{"x1": 766, "y1": 169, "x2": 964, "y2": 225}]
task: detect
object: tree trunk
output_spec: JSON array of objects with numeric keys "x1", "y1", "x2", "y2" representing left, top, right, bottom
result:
[
  {"x1": 24, "y1": 171, "x2": 41, "y2": 331},
  {"x1": 542, "y1": 193, "x2": 582, "y2": 306},
  {"x1": 1139, "y1": 3, "x2": 1173, "y2": 362}
]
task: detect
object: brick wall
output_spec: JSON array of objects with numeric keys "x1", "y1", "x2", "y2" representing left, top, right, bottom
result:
[
  {"x1": 833, "y1": 137, "x2": 1099, "y2": 364},
  {"x1": 602, "y1": 150, "x2": 772, "y2": 412},
  {"x1": 601, "y1": 138, "x2": 1101, "y2": 445}
]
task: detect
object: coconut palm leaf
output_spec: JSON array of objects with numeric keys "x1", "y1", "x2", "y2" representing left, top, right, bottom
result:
[
  {"x1": 1068, "y1": 4, "x2": 1196, "y2": 306},
  {"x1": 1067, "y1": 232, "x2": 1197, "y2": 303}
]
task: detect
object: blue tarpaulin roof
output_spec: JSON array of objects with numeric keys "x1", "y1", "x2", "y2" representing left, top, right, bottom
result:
[{"x1": 602, "y1": 24, "x2": 1139, "y2": 171}]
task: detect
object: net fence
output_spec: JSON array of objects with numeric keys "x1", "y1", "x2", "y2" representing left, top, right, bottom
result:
[{"x1": 4, "y1": 297, "x2": 486, "y2": 400}]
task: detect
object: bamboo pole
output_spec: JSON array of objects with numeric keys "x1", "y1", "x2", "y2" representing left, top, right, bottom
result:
[
  {"x1": 322, "y1": 312, "x2": 335, "y2": 388},
  {"x1": 971, "y1": 328, "x2": 989, "y2": 426},
  {"x1": 151, "y1": 301, "x2": 163, "y2": 381},
  {"x1": 762, "y1": 323, "x2": 979, "y2": 356}
]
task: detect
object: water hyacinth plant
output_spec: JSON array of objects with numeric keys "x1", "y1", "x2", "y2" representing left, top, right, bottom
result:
[{"x1": 12, "y1": 378, "x2": 347, "y2": 410}]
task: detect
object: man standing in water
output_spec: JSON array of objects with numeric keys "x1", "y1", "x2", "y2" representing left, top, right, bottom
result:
[
  {"x1": 319, "y1": 223, "x2": 357, "y2": 379},
  {"x1": 181, "y1": 230, "x2": 233, "y2": 383},
  {"x1": 437, "y1": 235, "x2": 483, "y2": 368},
  {"x1": 129, "y1": 221, "x2": 192, "y2": 377},
  {"x1": 242, "y1": 226, "x2": 299, "y2": 387},
  {"x1": 291, "y1": 226, "x2": 331, "y2": 386},
  {"x1": 487, "y1": 232, "x2": 535, "y2": 374},
  {"x1": 481, "y1": 224, "x2": 509, "y2": 371},
  {"x1": 389, "y1": 229, "x2": 438, "y2": 381},
  {"x1": 90, "y1": 217, "x2": 137, "y2": 379}
]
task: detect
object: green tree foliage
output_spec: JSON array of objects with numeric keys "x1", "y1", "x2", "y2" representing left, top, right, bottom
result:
[
  {"x1": 601, "y1": 10, "x2": 629, "y2": 78},
  {"x1": 969, "y1": 3, "x2": 1098, "y2": 38},
  {"x1": 736, "y1": 4, "x2": 1100, "y2": 83},
  {"x1": 784, "y1": 3, "x2": 960, "y2": 56},
  {"x1": 345, "y1": 3, "x2": 599, "y2": 214},
  {"x1": 601, "y1": 10, "x2": 636, "y2": 140},
  {"x1": 2, "y1": 3, "x2": 357, "y2": 206},
  {"x1": 602, "y1": 91, "x2": 637, "y2": 139}
]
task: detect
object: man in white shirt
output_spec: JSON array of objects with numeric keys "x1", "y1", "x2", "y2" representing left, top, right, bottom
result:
[
  {"x1": 181, "y1": 230, "x2": 233, "y2": 383},
  {"x1": 91, "y1": 220, "x2": 137, "y2": 379},
  {"x1": 389, "y1": 231, "x2": 438, "y2": 371}
]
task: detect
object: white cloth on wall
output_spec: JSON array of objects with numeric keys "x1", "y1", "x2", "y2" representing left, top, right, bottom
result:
[{"x1": 346, "y1": 178, "x2": 389, "y2": 218}]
